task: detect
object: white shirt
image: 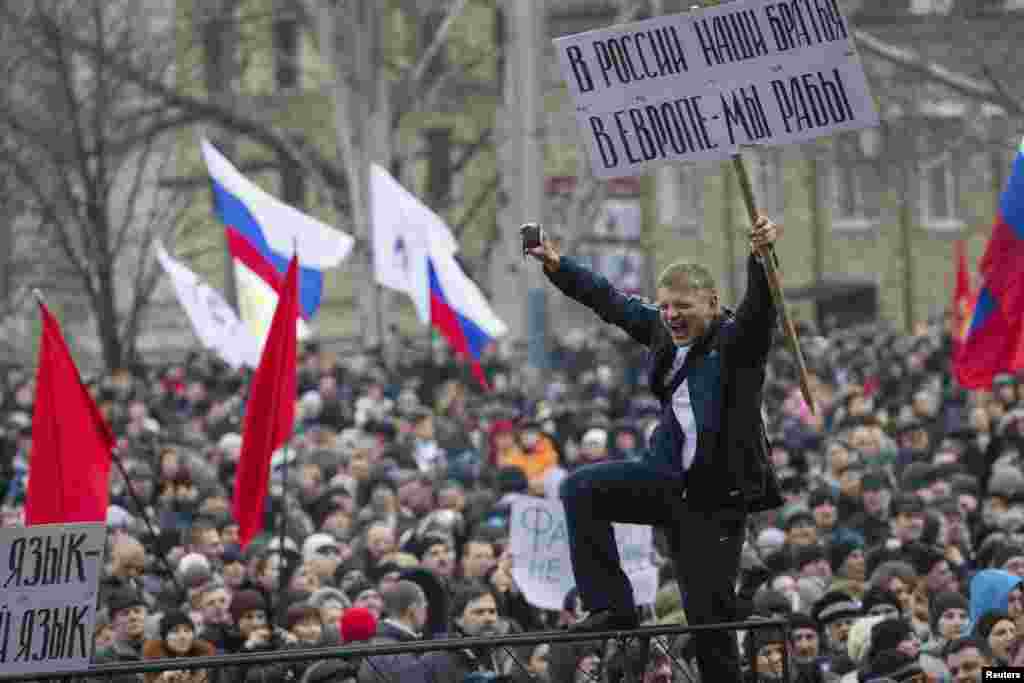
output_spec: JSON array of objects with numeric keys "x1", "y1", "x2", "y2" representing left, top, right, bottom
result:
[{"x1": 669, "y1": 345, "x2": 699, "y2": 471}]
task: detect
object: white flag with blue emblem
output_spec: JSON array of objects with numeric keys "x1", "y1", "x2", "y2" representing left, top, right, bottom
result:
[{"x1": 370, "y1": 164, "x2": 457, "y2": 324}]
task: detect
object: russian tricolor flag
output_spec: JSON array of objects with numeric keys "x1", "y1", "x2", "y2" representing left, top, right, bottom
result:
[
  {"x1": 201, "y1": 139, "x2": 353, "y2": 322},
  {"x1": 427, "y1": 253, "x2": 508, "y2": 389},
  {"x1": 954, "y1": 137, "x2": 1024, "y2": 389},
  {"x1": 980, "y1": 137, "x2": 1024, "y2": 320},
  {"x1": 369, "y1": 164, "x2": 507, "y2": 389}
]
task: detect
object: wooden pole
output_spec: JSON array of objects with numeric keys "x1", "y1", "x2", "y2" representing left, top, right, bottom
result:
[{"x1": 730, "y1": 154, "x2": 816, "y2": 414}]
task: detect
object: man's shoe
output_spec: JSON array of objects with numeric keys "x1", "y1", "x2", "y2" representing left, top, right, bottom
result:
[{"x1": 569, "y1": 608, "x2": 640, "y2": 633}]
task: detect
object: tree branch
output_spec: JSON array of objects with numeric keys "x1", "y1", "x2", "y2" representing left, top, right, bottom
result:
[
  {"x1": 853, "y1": 29, "x2": 1022, "y2": 116},
  {"x1": 453, "y1": 174, "x2": 499, "y2": 239},
  {"x1": 408, "y1": 0, "x2": 471, "y2": 90}
]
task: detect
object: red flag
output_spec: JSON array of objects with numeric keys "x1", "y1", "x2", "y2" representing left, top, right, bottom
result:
[
  {"x1": 951, "y1": 240, "x2": 975, "y2": 359},
  {"x1": 953, "y1": 286, "x2": 1024, "y2": 389},
  {"x1": 232, "y1": 255, "x2": 298, "y2": 547},
  {"x1": 25, "y1": 302, "x2": 115, "y2": 525}
]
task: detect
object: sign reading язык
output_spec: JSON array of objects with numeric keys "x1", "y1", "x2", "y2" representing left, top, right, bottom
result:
[
  {"x1": 554, "y1": 0, "x2": 880, "y2": 178},
  {"x1": 0, "y1": 523, "x2": 105, "y2": 677}
]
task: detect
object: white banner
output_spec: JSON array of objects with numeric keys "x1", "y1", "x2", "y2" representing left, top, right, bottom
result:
[
  {"x1": 509, "y1": 497, "x2": 656, "y2": 611},
  {"x1": 554, "y1": 0, "x2": 879, "y2": 178},
  {"x1": 156, "y1": 243, "x2": 263, "y2": 369},
  {"x1": 0, "y1": 523, "x2": 106, "y2": 676}
]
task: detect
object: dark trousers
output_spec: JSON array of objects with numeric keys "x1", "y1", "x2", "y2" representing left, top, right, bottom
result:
[{"x1": 560, "y1": 459, "x2": 747, "y2": 682}]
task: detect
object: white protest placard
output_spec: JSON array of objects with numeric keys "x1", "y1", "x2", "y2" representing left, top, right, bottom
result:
[
  {"x1": 0, "y1": 523, "x2": 106, "y2": 677},
  {"x1": 554, "y1": 0, "x2": 880, "y2": 178},
  {"x1": 509, "y1": 497, "x2": 656, "y2": 611}
]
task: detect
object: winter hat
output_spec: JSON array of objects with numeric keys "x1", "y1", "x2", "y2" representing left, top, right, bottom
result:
[
  {"x1": 900, "y1": 463, "x2": 936, "y2": 493},
  {"x1": 754, "y1": 590, "x2": 793, "y2": 617},
  {"x1": 787, "y1": 613, "x2": 818, "y2": 636},
  {"x1": 811, "y1": 591, "x2": 862, "y2": 627},
  {"x1": 343, "y1": 577, "x2": 376, "y2": 605},
  {"x1": 763, "y1": 550, "x2": 794, "y2": 575},
  {"x1": 902, "y1": 542, "x2": 945, "y2": 577},
  {"x1": 988, "y1": 466, "x2": 1024, "y2": 500},
  {"x1": 782, "y1": 506, "x2": 815, "y2": 530},
  {"x1": 309, "y1": 587, "x2": 350, "y2": 611},
  {"x1": 889, "y1": 493, "x2": 925, "y2": 517},
  {"x1": 285, "y1": 603, "x2": 321, "y2": 631},
  {"x1": 929, "y1": 591, "x2": 968, "y2": 631},
  {"x1": 159, "y1": 610, "x2": 195, "y2": 641},
  {"x1": 107, "y1": 588, "x2": 146, "y2": 619},
  {"x1": 830, "y1": 538, "x2": 864, "y2": 574},
  {"x1": 866, "y1": 648, "x2": 924, "y2": 681},
  {"x1": 861, "y1": 586, "x2": 901, "y2": 615},
  {"x1": 870, "y1": 617, "x2": 914, "y2": 655},
  {"x1": 339, "y1": 607, "x2": 378, "y2": 643},
  {"x1": 993, "y1": 544, "x2": 1024, "y2": 571},
  {"x1": 229, "y1": 590, "x2": 267, "y2": 623},
  {"x1": 975, "y1": 609, "x2": 1013, "y2": 640},
  {"x1": 743, "y1": 620, "x2": 786, "y2": 660},
  {"x1": 861, "y1": 469, "x2": 890, "y2": 491},
  {"x1": 795, "y1": 544, "x2": 828, "y2": 571},
  {"x1": 808, "y1": 487, "x2": 836, "y2": 511}
]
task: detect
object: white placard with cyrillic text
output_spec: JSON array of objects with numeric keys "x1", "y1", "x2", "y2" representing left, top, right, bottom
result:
[
  {"x1": 0, "y1": 523, "x2": 106, "y2": 677},
  {"x1": 509, "y1": 497, "x2": 656, "y2": 611},
  {"x1": 554, "y1": 0, "x2": 880, "y2": 178}
]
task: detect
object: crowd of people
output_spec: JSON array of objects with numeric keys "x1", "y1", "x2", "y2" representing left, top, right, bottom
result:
[{"x1": 1, "y1": 303, "x2": 1022, "y2": 683}]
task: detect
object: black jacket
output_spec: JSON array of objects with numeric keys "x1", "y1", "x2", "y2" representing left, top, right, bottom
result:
[{"x1": 546, "y1": 252, "x2": 783, "y2": 513}]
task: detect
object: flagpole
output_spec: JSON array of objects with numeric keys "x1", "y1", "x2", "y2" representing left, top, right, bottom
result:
[
  {"x1": 32, "y1": 289, "x2": 184, "y2": 593},
  {"x1": 109, "y1": 447, "x2": 183, "y2": 595},
  {"x1": 276, "y1": 242, "x2": 298, "y2": 621}
]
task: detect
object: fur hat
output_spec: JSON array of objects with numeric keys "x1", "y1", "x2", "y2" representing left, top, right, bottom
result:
[
  {"x1": 870, "y1": 617, "x2": 914, "y2": 655},
  {"x1": 795, "y1": 544, "x2": 828, "y2": 570},
  {"x1": 159, "y1": 610, "x2": 195, "y2": 641}
]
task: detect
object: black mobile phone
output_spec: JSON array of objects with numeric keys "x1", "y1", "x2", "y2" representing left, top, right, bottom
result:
[{"x1": 520, "y1": 222, "x2": 544, "y2": 255}]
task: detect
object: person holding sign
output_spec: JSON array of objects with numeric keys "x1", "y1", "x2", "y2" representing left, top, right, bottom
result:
[{"x1": 524, "y1": 216, "x2": 784, "y2": 682}]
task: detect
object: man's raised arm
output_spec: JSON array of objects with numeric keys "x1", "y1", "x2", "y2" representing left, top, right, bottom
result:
[{"x1": 524, "y1": 227, "x2": 658, "y2": 348}]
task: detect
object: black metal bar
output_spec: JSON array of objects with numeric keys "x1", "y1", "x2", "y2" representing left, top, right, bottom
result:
[
  {"x1": 109, "y1": 448, "x2": 182, "y2": 594},
  {"x1": 7, "y1": 619, "x2": 790, "y2": 682}
]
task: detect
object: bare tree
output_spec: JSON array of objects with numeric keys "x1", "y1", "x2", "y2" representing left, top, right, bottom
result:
[{"x1": 0, "y1": 0, "x2": 192, "y2": 369}]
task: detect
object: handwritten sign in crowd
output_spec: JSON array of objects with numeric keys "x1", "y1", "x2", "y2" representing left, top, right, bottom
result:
[
  {"x1": 509, "y1": 498, "x2": 657, "y2": 611},
  {"x1": 554, "y1": 0, "x2": 879, "y2": 177},
  {"x1": 0, "y1": 523, "x2": 105, "y2": 677}
]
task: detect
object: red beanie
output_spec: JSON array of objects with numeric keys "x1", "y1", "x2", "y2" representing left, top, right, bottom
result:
[{"x1": 339, "y1": 607, "x2": 377, "y2": 643}]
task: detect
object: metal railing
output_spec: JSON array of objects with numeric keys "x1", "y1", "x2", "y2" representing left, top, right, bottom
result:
[{"x1": 12, "y1": 617, "x2": 791, "y2": 683}]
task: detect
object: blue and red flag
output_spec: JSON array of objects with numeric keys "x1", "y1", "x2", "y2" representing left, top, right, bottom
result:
[
  {"x1": 427, "y1": 253, "x2": 508, "y2": 390},
  {"x1": 201, "y1": 139, "x2": 353, "y2": 321},
  {"x1": 954, "y1": 137, "x2": 1024, "y2": 389},
  {"x1": 980, "y1": 137, "x2": 1024, "y2": 320}
]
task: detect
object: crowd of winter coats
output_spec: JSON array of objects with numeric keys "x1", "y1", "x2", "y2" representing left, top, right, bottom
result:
[{"x1": 1, "y1": 313, "x2": 1023, "y2": 683}]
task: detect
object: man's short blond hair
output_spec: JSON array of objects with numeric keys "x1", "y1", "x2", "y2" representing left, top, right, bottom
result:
[{"x1": 656, "y1": 262, "x2": 717, "y2": 293}]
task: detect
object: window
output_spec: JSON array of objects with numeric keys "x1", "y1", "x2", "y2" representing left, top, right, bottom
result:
[
  {"x1": 273, "y1": 14, "x2": 300, "y2": 91},
  {"x1": 831, "y1": 131, "x2": 880, "y2": 229},
  {"x1": 910, "y1": 0, "x2": 953, "y2": 13},
  {"x1": 656, "y1": 165, "x2": 702, "y2": 237},
  {"x1": 918, "y1": 121, "x2": 962, "y2": 229}
]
